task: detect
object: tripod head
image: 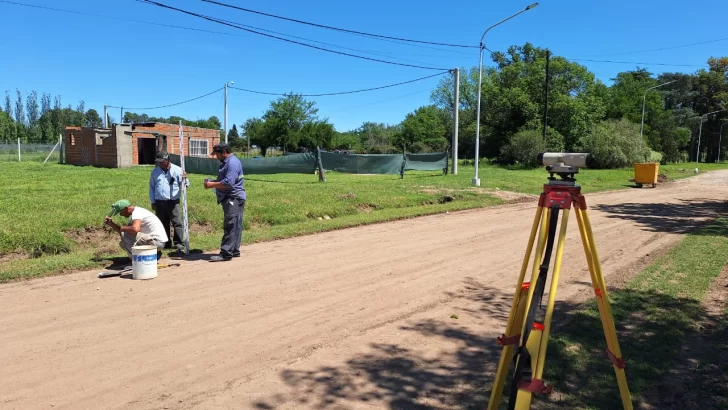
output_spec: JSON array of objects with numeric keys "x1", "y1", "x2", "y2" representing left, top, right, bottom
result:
[{"x1": 537, "y1": 152, "x2": 594, "y2": 186}]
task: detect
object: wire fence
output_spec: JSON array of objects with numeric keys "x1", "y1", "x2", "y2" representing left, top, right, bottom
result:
[{"x1": 0, "y1": 141, "x2": 63, "y2": 163}]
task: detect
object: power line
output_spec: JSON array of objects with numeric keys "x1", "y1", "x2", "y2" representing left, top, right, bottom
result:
[
  {"x1": 107, "y1": 87, "x2": 223, "y2": 110},
  {"x1": 211, "y1": 16, "x2": 444, "y2": 67},
  {"x1": 0, "y1": 0, "x2": 445, "y2": 67},
  {"x1": 0, "y1": 0, "x2": 233, "y2": 36},
  {"x1": 572, "y1": 37, "x2": 728, "y2": 57},
  {"x1": 229, "y1": 71, "x2": 449, "y2": 97},
  {"x1": 201, "y1": 0, "x2": 478, "y2": 49},
  {"x1": 566, "y1": 58, "x2": 706, "y2": 68},
  {"x1": 137, "y1": 0, "x2": 449, "y2": 71}
]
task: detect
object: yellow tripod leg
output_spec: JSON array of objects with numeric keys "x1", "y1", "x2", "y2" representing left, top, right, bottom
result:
[
  {"x1": 487, "y1": 204, "x2": 547, "y2": 409},
  {"x1": 579, "y1": 208, "x2": 633, "y2": 410},
  {"x1": 513, "y1": 208, "x2": 571, "y2": 410}
]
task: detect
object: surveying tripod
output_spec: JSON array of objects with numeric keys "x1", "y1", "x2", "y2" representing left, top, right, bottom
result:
[{"x1": 486, "y1": 153, "x2": 633, "y2": 410}]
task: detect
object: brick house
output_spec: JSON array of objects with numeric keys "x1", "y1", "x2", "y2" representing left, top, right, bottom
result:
[{"x1": 63, "y1": 122, "x2": 221, "y2": 168}]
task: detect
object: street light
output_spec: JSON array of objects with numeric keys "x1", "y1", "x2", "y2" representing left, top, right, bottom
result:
[
  {"x1": 696, "y1": 109, "x2": 726, "y2": 163},
  {"x1": 472, "y1": 2, "x2": 539, "y2": 187},
  {"x1": 719, "y1": 121, "x2": 728, "y2": 163},
  {"x1": 640, "y1": 80, "x2": 675, "y2": 139},
  {"x1": 224, "y1": 80, "x2": 234, "y2": 144}
]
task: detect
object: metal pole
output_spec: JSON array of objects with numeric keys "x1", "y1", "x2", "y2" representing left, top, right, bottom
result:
[
  {"x1": 697, "y1": 110, "x2": 726, "y2": 163},
  {"x1": 224, "y1": 82, "x2": 228, "y2": 144},
  {"x1": 473, "y1": 3, "x2": 539, "y2": 187},
  {"x1": 542, "y1": 49, "x2": 550, "y2": 142},
  {"x1": 719, "y1": 122, "x2": 728, "y2": 163},
  {"x1": 17, "y1": 137, "x2": 20, "y2": 162},
  {"x1": 452, "y1": 68, "x2": 459, "y2": 175},
  {"x1": 103, "y1": 105, "x2": 108, "y2": 128},
  {"x1": 640, "y1": 80, "x2": 675, "y2": 139},
  {"x1": 473, "y1": 47, "x2": 483, "y2": 186}
]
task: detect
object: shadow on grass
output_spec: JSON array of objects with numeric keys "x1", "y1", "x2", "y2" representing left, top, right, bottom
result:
[
  {"x1": 593, "y1": 199, "x2": 728, "y2": 235},
  {"x1": 250, "y1": 280, "x2": 727, "y2": 410}
]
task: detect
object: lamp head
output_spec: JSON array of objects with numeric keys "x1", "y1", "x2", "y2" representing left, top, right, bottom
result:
[{"x1": 526, "y1": 3, "x2": 539, "y2": 10}]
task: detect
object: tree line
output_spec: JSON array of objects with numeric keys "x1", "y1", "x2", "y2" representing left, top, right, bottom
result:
[
  {"x1": 0, "y1": 91, "x2": 104, "y2": 144},
  {"x1": 3, "y1": 42, "x2": 726, "y2": 168},
  {"x1": 240, "y1": 43, "x2": 727, "y2": 168}
]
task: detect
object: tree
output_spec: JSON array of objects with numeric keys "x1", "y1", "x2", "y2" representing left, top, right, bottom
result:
[
  {"x1": 85, "y1": 109, "x2": 103, "y2": 128},
  {"x1": 3, "y1": 92, "x2": 11, "y2": 118},
  {"x1": 299, "y1": 119, "x2": 336, "y2": 150},
  {"x1": 577, "y1": 118, "x2": 651, "y2": 168},
  {"x1": 227, "y1": 123, "x2": 240, "y2": 141},
  {"x1": 262, "y1": 94, "x2": 318, "y2": 153},
  {"x1": 398, "y1": 105, "x2": 449, "y2": 152},
  {"x1": 26, "y1": 90, "x2": 40, "y2": 142},
  {"x1": 0, "y1": 111, "x2": 14, "y2": 142},
  {"x1": 242, "y1": 117, "x2": 270, "y2": 156}
]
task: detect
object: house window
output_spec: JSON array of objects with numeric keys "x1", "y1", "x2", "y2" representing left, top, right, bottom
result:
[
  {"x1": 71, "y1": 134, "x2": 76, "y2": 146},
  {"x1": 189, "y1": 139, "x2": 209, "y2": 157}
]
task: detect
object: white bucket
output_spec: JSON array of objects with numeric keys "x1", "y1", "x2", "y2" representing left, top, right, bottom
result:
[{"x1": 131, "y1": 245, "x2": 158, "y2": 280}]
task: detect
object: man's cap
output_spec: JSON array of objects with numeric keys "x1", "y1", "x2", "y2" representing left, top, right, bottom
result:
[
  {"x1": 155, "y1": 151, "x2": 170, "y2": 163},
  {"x1": 108, "y1": 199, "x2": 132, "y2": 217},
  {"x1": 211, "y1": 143, "x2": 231, "y2": 154}
]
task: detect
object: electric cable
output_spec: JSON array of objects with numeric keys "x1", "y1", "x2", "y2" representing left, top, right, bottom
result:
[
  {"x1": 201, "y1": 0, "x2": 478, "y2": 49},
  {"x1": 137, "y1": 0, "x2": 449, "y2": 71},
  {"x1": 571, "y1": 37, "x2": 728, "y2": 57},
  {"x1": 0, "y1": 0, "x2": 446, "y2": 66},
  {"x1": 229, "y1": 70, "x2": 449, "y2": 97},
  {"x1": 565, "y1": 58, "x2": 706, "y2": 68},
  {"x1": 107, "y1": 87, "x2": 223, "y2": 110},
  {"x1": 0, "y1": 0, "x2": 234, "y2": 36}
]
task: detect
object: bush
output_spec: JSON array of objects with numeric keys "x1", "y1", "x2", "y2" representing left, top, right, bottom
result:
[
  {"x1": 577, "y1": 119, "x2": 651, "y2": 168},
  {"x1": 500, "y1": 129, "x2": 546, "y2": 168}
]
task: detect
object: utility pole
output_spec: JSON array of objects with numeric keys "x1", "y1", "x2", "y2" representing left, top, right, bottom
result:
[
  {"x1": 224, "y1": 82, "x2": 228, "y2": 144},
  {"x1": 542, "y1": 49, "x2": 550, "y2": 142},
  {"x1": 451, "y1": 68, "x2": 459, "y2": 175},
  {"x1": 120, "y1": 106, "x2": 123, "y2": 124},
  {"x1": 103, "y1": 105, "x2": 108, "y2": 128}
]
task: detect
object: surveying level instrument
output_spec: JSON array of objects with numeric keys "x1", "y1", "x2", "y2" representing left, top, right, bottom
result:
[{"x1": 486, "y1": 152, "x2": 633, "y2": 410}]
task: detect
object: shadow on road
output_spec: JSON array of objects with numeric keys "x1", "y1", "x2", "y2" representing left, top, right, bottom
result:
[
  {"x1": 250, "y1": 279, "x2": 728, "y2": 409},
  {"x1": 593, "y1": 199, "x2": 728, "y2": 235}
]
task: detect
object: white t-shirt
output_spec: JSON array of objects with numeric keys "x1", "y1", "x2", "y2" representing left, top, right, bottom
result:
[{"x1": 128, "y1": 206, "x2": 168, "y2": 243}]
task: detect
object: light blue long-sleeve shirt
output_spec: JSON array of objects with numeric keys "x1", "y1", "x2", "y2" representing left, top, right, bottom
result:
[{"x1": 149, "y1": 163, "x2": 189, "y2": 204}]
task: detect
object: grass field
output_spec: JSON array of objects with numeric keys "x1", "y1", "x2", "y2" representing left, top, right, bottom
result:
[
  {"x1": 522, "y1": 217, "x2": 728, "y2": 409},
  {"x1": 1, "y1": 160, "x2": 726, "y2": 282}
]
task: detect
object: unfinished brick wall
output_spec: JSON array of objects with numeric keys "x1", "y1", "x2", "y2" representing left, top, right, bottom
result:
[
  {"x1": 63, "y1": 123, "x2": 220, "y2": 167},
  {"x1": 64, "y1": 127, "x2": 117, "y2": 167},
  {"x1": 129, "y1": 123, "x2": 220, "y2": 165}
]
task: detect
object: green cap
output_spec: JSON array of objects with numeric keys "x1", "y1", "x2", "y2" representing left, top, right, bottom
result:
[{"x1": 108, "y1": 199, "x2": 131, "y2": 217}]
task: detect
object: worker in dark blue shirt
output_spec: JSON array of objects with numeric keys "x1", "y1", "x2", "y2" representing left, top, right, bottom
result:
[{"x1": 204, "y1": 143, "x2": 246, "y2": 262}]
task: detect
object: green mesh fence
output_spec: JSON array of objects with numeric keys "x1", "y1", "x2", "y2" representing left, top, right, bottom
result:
[
  {"x1": 170, "y1": 150, "x2": 448, "y2": 177},
  {"x1": 404, "y1": 152, "x2": 448, "y2": 171}
]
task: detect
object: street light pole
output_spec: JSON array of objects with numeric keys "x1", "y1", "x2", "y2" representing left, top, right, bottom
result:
[
  {"x1": 719, "y1": 122, "x2": 728, "y2": 163},
  {"x1": 224, "y1": 80, "x2": 234, "y2": 144},
  {"x1": 696, "y1": 109, "x2": 726, "y2": 163},
  {"x1": 473, "y1": 2, "x2": 539, "y2": 187},
  {"x1": 640, "y1": 80, "x2": 675, "y2": 139}
]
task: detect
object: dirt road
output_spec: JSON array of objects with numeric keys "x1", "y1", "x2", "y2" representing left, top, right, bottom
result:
[{"x1": 2, "y1": 171, "x2": 728, "y2": 410}]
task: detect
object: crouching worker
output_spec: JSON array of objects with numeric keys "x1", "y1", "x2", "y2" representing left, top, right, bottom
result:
[{"x1": 104, "y1": 199, "x2": 168, "y2": 258}]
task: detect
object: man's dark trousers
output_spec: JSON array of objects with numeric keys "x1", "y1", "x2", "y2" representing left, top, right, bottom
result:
[
  {"x1": 220, "y1": 198, "x2": 245, "y2": 258},
  {"x1": 155, "y1": 199, "x2": 185, "y2": 251}
]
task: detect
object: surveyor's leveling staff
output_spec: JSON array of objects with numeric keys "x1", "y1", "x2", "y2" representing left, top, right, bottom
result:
[{"x1": 178, "y1": 121, "x2": 190, "y2": 256}]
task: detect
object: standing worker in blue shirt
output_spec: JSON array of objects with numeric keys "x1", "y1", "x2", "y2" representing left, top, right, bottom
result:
[
  {"x1": 204, "y1": 143, "x2": 246, "y2": 262},
  {"x1": 149, "y1": 151, "x2": 189, "y2": 255}
]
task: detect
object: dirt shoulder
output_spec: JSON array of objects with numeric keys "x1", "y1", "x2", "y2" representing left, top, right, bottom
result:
[{"x1": 1, "y1": 171, "x2": 728, "y2": 410}]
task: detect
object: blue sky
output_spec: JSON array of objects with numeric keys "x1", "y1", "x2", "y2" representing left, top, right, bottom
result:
[{"x1": 0, "y1": 0, "x2": 725, "y2": 133}]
